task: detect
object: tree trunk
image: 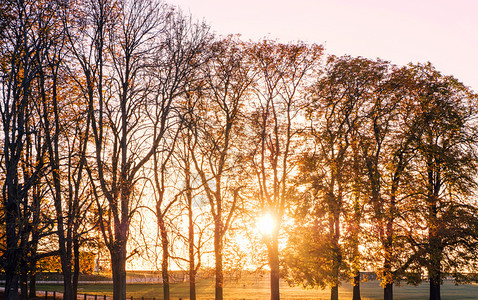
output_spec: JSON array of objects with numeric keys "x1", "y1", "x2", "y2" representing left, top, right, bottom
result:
[
  {"x1": 5, "y1": 199, "x2": 19, "y2": 300},
  {"x1": 161, "y1": 251, "x2": 170, "y2": 300},
  {"x1": 384, "y1": 282, "x2": 393, "y2": 300},
  {"x1": 159, "y1": 218, "x2": 170, "y2": 300},
  {"x1": 351, "y1": 143, "x2": 362, "y2": 300},
  {"x1": 383, "y1": 251, "x2": 393, "y2": 300},
  {"x1": 427, "y1": 157, "x2": 442, "y2": 300},
  {"x1": 330, "y1": 213, "x2": 341, "y2": 300},
  {"x1": 188, "y1": 206, "x2": 196, "y2": 300},
  {"x1": 111, "y1": 244, "x2": 127, "y2": 300},
  {"x1": 185, "y1": 142, "x2": 197, "y2": 300},
  {"x1": 269, "y1": 231, "x2": 280, "y2": 300},
  {"x1": 428, "y1": 236, "x2": 442, "y2": 300},
  {"x1": 352, "y1": 272, "x2": 361, "y2": 300},
  {"x1": 20, "y1": 261, "x2": 28, "y2": 300},
  {"x1": 189, "y1": 261, "x2": 196, "y2": 300},
  {"x1": 29, "y1": 192, "x2": 41, "y2": 299},
  {"x1": 214, "y1": 220, "x2": 224, "y2": 300},
  {"x1": 383, "y1": 222, "x2": 393, "y2": 300},
  {"x1": 330, "y1": 285, "x2": 338, "y2": 300},
  {"x1": 29, "y1": 272, "x2": 37, "y2": 299},
  {"x1": 59, "y1": 256, "x2": 73, "y2": 300},
  {"x1": 429, "y1": 274, "x2": 441, "y2": 300},
  {"x1": 73, "y1": 238, "x2": 80, "y2": 299},
  {"x1": 5, "y1": 268, "x2": 19, "y2": 300},
  {"x1": 19, "y1": 231, "x2": 29, "y2": 300}
]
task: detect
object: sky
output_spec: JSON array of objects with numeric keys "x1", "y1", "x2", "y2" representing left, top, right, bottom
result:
[{"x1": 167, "y1": 0, "x2": 478, "y2": 92}]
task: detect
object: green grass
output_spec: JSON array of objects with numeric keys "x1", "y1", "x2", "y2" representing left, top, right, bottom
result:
[{"x1": 35, "y1": 278, "x2": 478, "y2": 299}]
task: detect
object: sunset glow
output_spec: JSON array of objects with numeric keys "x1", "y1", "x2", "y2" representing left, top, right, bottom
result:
[
  {"x1": 167, "y1": 0, "x2": 478, "y2": 92},
  {"x1": 3, "y1": 1, "x2": 478, "y2": 300},
  {"x1": 256, "y1": 213, "x2": 275, "y2": 236}
]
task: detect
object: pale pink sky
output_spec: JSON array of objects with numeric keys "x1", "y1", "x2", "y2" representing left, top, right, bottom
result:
[{"x1": 168, "y1": 0, "x2": 478, "y2": 91}]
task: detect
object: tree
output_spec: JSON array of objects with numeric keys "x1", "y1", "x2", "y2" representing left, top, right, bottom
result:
[
  {"x1": 356, "y1": 60, "x2": 415, "y2": 300},
  {"x1": 146, "y1": 11, "x2": 211, "y2": 300},
  {"x1": 247, "y1": 40, "x2": 323, "y2": 300},
  {"x1": 175, "y1": 84, "x2": 215, "y2": 300},
  {"x1": 189, "y1": 37, "x2": 254, "y2": 300},
  {"x1": 403, "y1": 63, "x2": 478, "y2": 300},
  {"x1": 0, "y1": 0, "x2": 56, "y2": 298},
  {"x1": 40, "y1": 37, "x2": 99, "y2": 300},
  {"x1": 286, "y1": 55, "x2": 371, "y2": 300},
  {"x1": 67, "y1": 0, "x2": 172, "y2": 299},
  {"x1": 37, "y1": 3, "x2": 97, "y2": 298},
  {"x1": 282, "y1": 56, "x2": 419, "y2": 300}
]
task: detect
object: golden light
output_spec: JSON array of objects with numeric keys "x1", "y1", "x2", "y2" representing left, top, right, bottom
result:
[{"x1": 256, "y1": 213, "x2": 275, "y2": 236}]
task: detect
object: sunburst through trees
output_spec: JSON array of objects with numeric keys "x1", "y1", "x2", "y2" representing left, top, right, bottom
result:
[{"x1": 1, "y1": 1, "x2": 478, "y2": 300}]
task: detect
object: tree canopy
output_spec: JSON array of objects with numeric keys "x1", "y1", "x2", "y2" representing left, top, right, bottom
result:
[{"x1": 1, "y1": 2, "x2": 478, "y2": 300}]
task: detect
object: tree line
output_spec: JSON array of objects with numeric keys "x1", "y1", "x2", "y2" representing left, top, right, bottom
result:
[{"x1": 1, "y1": 1, "x2": 478, "y2": 300}]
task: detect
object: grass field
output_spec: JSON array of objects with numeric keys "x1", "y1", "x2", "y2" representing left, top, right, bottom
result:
[{"x1": 35, "y1": 277, "x2": 478, "y2": 300}]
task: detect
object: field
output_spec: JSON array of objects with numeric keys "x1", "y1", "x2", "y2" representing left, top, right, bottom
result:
[{"x1": 35, "y1": 277, "x2": 478, "y2": 300}]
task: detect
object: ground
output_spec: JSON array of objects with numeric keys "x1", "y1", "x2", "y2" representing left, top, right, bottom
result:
[{"x1": 6, "y1": 276, "x2": 477, "y2": 299}]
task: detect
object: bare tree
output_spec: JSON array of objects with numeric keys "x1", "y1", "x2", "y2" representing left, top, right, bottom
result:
[
  {"x1": 189, "y1": 37, "x2": 254, "y2": 300},
  {"x1": 89, "y1": 0, "x2": 168, "y2": 298},
  {"x1": 0, "y1": 0, "x2": 58, "y2": 298},
  {"x1": 145, "y1": 11, "x2": 210, "y2": 300},
  {"x1": 65, "y1": 0, "x2": 173, "y2": 299},
  {"x1": 176, "y1": 88, "x2": 213, "y2": 300},
  {"x1": 39, "y1": 29, "x2": 98, "y2": 299},
  {"x1": 247, "y1": 40, "x2": 323, "y2": 300}
]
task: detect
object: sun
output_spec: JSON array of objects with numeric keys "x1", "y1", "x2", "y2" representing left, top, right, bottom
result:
[{"x1": 256, "y1": 213, "x2": 275, "y2": 236}]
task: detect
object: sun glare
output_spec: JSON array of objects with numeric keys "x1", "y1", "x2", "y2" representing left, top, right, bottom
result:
[{"x1": 256, "y1": 213, "x2": 275, "y2": 236}]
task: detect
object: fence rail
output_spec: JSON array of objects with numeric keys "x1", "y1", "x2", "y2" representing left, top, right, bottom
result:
[{"x1": 40, "y1": 290, "x2": 162, "y2": 300}]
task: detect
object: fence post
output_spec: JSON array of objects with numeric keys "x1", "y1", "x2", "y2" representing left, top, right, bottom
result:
[
  {"x1": 45, "y1": 291, "x2": 47, "y2": 300},
  {"x1": 95, "y1": 295, "x2": 98, "y2": 300},
  {"x1": 84, "y1": 293, "x2": 87, "y2": 300},
  {"x1": 104, "y1": 295, "x2": 107, "y2": 300},
  {"x1": 53, "y1": 291, "x2": 56, "y2": 299}
]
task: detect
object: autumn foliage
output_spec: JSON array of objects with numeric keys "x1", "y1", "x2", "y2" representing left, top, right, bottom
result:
[
  {"x1": 1, "y1": 1, "x2": 478, "y2": 300},
  {"x1": 37, "y1": 252, "x2": 96, "y2": 275}
]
